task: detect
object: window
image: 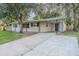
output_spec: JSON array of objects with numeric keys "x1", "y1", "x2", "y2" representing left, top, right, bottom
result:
[
  {"x1": 26, "y1": 23, "x2": 29, "y2": 28},
  {"x1": 23, "y1": 23, "x2": 29, "y2": 28},
  {"x1": 31, "y1": 23, "x2": 39, "y2": 27},
  {"x1": 9, "y1": 24, "x2": 12, "y2": 26},
  {"x1": 13, "y1": 24, "x2": 17, "y2": 27},
  {"x1": 37, "y1": 22, "x2": 39, "y2": 27}
]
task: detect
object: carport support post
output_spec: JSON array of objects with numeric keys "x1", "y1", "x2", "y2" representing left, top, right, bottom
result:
[
  {"x1": 39, "y1": 22, "x2": 40, "y2": 32},
  {"x1": 26, "y1": 27, "x2": 27, "y2": 32},
  {"x1": 56, "y1": 19, "x2": 58, "y2": 34},
  {"x1": 62, "y1": 19, "x2": 63, "y2": 32},
  {"x1": 50, "y1": 22, "x2": 53, "y2": 32}
]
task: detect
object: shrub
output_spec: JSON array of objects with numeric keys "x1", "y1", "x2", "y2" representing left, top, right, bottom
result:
[
  {"x1": 0, "y1": 20, "x2": 6, "y2": 31},
  {"x1": 66, "y1": 17, "x2": 73, "y2": 31},
  {"x1": 41, "y1": 12, "x2": 61, "y2": 19},
  {"x1": 66, "y1": 17, "x2": 73, "y2": 25},
  {"x1": 34, "y1": 12, "x2": 61, "y2": 20}
]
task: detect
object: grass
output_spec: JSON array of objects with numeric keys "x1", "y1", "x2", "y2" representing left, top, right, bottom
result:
[
  {"x1": 61, "y1": 31, "x2": 79, "y2": 43},
  {"x1": 0, "y1": 31, "x2": 24, "y2": 44},
  {"x1": 0, "y1": 31, "x2": 37, "y2": 44}
]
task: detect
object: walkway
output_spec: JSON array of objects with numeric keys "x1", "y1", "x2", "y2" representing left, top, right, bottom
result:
[{"x1": 0, "y1": 33, "x2": 78, "y2": 56}]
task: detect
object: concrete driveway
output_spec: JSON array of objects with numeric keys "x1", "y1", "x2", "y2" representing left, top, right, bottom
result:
[{"x1": 0, "y1": 33, "x2": 78, "y2": 56}]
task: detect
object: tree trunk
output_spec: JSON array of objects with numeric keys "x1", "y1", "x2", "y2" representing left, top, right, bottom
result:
[
  {"x1": 20, "y1": 24, "x2": 23, "y2": 33},
  {"x1": 73, "y1": 11, "x2": 77, "y2": 31},
  {"x1": 19, "y1": 13, "x2": 23, "y2": 33}
]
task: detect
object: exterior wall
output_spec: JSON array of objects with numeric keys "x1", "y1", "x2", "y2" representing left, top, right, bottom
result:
[
  {"x1": 59, "y1": 20, "x2": 66, "y2": 32},
  {"x1": 6, "y1": 24, "x2": 20, "y2": 32},
  {"x1": 7, "y1": 20, "x2": 66, "y2": 33},
  {"x1": 7, "y1": 22, "x2": 55, "y2": 32},
  {"x1": 25, "y1": 22, "x2": 54, "y2": 32},
  {"x1": 27, "y1": 27, "x2": 39, "y2": 32},
  {"x1": 12, "y1": 24, "x2": 20, "y2": 32},
  {"x1": 6, "y1": 25, "x2": 11, "y2": 31},
  {"x1": 50, "y1": 23, "x2": 55, "y2": 31},
  {"x1": 25, "y1": 23, "x2": 39, "y2": 32},
  {"x1": 40, "y1": 22, "x2": 52, "y2": 32}
]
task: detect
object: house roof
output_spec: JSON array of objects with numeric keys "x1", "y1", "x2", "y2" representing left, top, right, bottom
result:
[
  {"x1": 9, "y1": 16, "x2": 66, "y2": 25},
  {"x1": 24, "y1": 16, "x2": 66, "y2": 23}
]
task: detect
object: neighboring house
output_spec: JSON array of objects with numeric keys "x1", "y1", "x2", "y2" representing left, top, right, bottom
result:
[{"x1": 6, "y1": 16, "x2": 66, "y2": 33}]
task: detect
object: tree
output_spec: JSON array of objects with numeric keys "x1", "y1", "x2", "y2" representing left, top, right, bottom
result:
[
  {"x1": 66, "y1": 17, "x2": 73, "y2": 31},
  {"x1": 65, "y1": 3, "x2": 79, "y2": 31},
  {"x1": 33, "y1": 3, "x2": 46, "y2": 20},
  {"x1": 33, "y1": 3, "x2": 60, "y2": 20},
  {"x1": 6, "y1": 3, "x2": 29, "y2": 33},
  {"x1": 0, "y1": 4, "x2": 7, "y2": 19},
  {"x1": 71, "y1": 4, "x2": 79, "y2": 31}
]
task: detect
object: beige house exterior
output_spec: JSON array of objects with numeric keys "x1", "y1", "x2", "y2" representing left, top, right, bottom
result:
[{"x1": 7, "y1": 16, "x2": 66, "y2": 33}]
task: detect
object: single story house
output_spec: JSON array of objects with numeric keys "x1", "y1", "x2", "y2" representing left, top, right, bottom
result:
[{"x1": 6, "y1": 16, "x2": 66, "y2": 33}]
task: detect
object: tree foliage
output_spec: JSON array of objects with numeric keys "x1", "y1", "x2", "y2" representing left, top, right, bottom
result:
[
  {"x1": 65, "y1": 3, "x2": 79, "y2": 31},
  {"x1": 1, "y1": 3, "x2": 76, "y2": 32},
  {"x1": 41, "y1": 12, "x2": 61, "y2": 19}
]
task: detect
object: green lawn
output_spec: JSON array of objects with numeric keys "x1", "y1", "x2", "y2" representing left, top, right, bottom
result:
[
  {"x1": 61, "y1": 31, "x2": 79, "y2": 43},
  {"x1": 0, "y1": 31, "x2": 24, "y2": 44}
]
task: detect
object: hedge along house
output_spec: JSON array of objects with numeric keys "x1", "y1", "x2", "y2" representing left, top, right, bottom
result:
[{"x1": 6, "y1": 16, "x2": 66, "y2": 33}]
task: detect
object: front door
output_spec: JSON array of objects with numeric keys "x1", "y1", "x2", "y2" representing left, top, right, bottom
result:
[{"x1": 55, "y1": 23, "x2": 59, "y2": 32}]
